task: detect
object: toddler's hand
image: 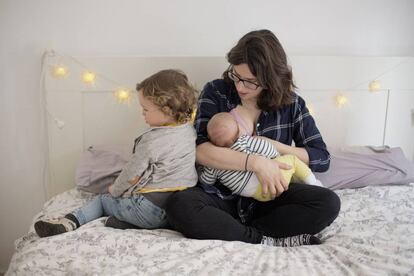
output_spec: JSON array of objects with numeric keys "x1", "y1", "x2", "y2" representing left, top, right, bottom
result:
[{"x1": 128, "y1": 176, "x2": 140, "y2": 185}]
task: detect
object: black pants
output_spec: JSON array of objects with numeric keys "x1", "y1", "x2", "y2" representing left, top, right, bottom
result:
[{"x1": 166, "y1": 183, "x2": 340, "y2": 244}]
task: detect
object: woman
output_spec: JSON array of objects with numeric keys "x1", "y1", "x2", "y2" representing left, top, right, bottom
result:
[{"x1": 166, "y1": 30, "x2": 340, "y2": 247}]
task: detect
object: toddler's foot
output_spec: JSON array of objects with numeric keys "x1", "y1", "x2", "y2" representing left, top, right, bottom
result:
[
  {"x1": 34, "y1": 217, "x2": 77, "y2": 237},
  {"x1": 105, "y1": 216, "x2": 139, "y2": 230},
  {"x1": 261, "y1": 234, "x2": 321, "y2": 247}
]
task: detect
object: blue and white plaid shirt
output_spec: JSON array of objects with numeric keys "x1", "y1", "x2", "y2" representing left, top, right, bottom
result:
[{"x1": 195, "y1": 79, "x2": 330, "y2": 198}]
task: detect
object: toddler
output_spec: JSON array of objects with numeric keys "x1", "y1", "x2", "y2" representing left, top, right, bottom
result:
[{"x1": 35, "y1": 69, "x2": 198, "y2": 237}]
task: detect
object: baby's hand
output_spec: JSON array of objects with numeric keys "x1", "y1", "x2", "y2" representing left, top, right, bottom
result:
[{"x1": 108, "y1": 185, "x2": 114, "y2": 194}]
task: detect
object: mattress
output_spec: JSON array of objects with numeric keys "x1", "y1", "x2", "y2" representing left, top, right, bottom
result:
[{"x1": 6, "y1": 184, "x2": 414, "y2": 276}]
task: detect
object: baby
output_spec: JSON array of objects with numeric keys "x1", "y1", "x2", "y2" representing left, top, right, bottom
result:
[{"x1": 200, "y1": 111, "x2": 322, "y2": 202}]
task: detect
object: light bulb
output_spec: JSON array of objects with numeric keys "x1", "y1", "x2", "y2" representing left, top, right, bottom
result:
[
  {"x1": 368, "y1": 80, "x2": 381, "y2": 92},
  {"x1": 82, "y1": 71, "x2": 96, "y2": 85},
  {"x1": 335, "y1": 93, "x2": 348, "y2": 108},
  {"x1": 52, "y1": 64, "x2": 69, "y2": 79},
  {"x1": 114, "y1": 88, "x2": 131, "y2": 103}
]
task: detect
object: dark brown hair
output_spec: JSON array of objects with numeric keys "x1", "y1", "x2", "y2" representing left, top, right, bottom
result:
[
  {"x1": 223, "y1": 29, "x2": 296, "y2": 111},
  {"x1": 136, "y1": 69, "x2": 197, "y2": 123}
]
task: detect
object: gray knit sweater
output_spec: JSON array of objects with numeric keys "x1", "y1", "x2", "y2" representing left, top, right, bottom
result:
[{"x1": 110, "y1": 123, "x2": 197, "y2": 197}]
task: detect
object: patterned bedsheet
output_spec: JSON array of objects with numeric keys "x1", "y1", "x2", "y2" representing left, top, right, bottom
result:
[{"x1": 6, "y1": 184, "x2": 414, "y2": 276}]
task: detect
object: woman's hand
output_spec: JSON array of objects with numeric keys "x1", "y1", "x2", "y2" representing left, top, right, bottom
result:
[{"x1": 248, "y1": 155, "x2": 291, "y2": 199}]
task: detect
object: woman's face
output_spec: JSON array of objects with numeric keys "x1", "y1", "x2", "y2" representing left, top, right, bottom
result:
[{"x1": 231, "y1": 64, "x2": 263, "y2": 103}]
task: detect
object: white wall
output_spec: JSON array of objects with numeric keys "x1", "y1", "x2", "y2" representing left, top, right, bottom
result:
[{"x1": 1, "y1": 0, "x2": 413, "y2": 272}]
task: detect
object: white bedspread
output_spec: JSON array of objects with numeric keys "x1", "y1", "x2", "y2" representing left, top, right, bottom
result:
[{"x1": 6, "y1": 184, "x2": 414, "y2": 276}]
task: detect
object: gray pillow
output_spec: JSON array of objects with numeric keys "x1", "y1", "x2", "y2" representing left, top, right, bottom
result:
[
  {"x1": 76, "y1": 145, "x2": 130, "y2": 194},
  {"x1": 315, "y1": 146, "x2": 414, "y2": 190}
]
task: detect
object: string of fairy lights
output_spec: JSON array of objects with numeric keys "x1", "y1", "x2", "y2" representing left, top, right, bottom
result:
[
  {"x1": 332, "y1": 59, "x2": 407, "y2": 109},
  {"x1": 333, "y1": 79, "x2": 384, "y2": 108},
  {"x1": 52, "y1": 64, "x2": 132, "y2": 103},
  {"x1": 47, "y1": 49, "x2": 134, "y2": 105},
  {"x1": 43, "y1": 49, "x2": 404, "y2": 128}
]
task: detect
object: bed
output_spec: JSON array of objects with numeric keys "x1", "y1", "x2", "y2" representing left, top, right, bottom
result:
[
  {"x1": 6, "y1": 183, "x2": 414, "y2": 275},
  {"x1": 6, "y1": 55, "x2": 414, "y2": 275}
]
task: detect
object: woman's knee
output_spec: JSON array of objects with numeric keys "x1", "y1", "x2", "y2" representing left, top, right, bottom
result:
[{"x1": 320, "y1": 188, "x2": 341, "y2": 224}]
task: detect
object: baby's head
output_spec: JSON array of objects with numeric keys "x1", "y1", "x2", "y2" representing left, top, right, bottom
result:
[
  {"x1": 207, "y1": 112, "x2": 239, "y2": 147},
  {"x1": 136, "y1": 69, "x2": 197, "y2": 127}
]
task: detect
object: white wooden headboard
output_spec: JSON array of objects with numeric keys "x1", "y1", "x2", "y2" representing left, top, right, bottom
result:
[{"x1": 44, "y1": 55, "x2": 414, "y2": 197}]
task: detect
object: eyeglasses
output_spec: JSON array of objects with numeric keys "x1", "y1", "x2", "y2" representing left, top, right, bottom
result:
[{"x1": 227, "y1": 70, "x2": 261, "y2": 90}]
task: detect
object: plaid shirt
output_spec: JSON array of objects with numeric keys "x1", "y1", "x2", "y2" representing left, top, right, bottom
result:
[{"x1": 195, "y1": 79, "x2": 330, "y2": 198}]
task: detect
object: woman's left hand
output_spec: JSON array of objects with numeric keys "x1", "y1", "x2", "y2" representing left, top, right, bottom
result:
[{"x1": 249, "y1": 155, "x2": 290, "y2": 198}]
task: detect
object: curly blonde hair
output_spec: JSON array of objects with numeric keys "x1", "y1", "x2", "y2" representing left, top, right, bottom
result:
[{"x1": 136, "y1": 69, "x2": 197, "y2": 123}]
